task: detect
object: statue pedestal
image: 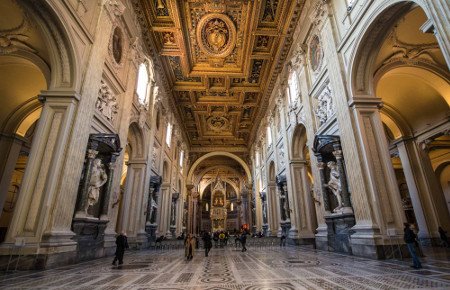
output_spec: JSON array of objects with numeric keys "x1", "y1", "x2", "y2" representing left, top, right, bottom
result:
[
  {"x1": 324, "y1": 213, "x2": 355, "y2": 254},
  {"x1": 262, "y1": 224, "x2": 269, "y2": 236},
  {"x1": 170, "y1": 226, "x2": 176, "y2": 239},
  {"x1": 280, "y1": 220, "x2": 291, "y2": 237},
  {"x1": 146, "y1": 223, "x2": 158, "y2": 245},
  {"x1": 72, "y1": 217, "x2": 108, "y2": 261}
]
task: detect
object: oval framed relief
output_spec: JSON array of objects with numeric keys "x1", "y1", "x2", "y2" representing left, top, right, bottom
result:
[
  {"x1": 196, "y1": 13, "x2": 237, "y2": 58},
  {"x1": 309, "y1": 35, "x2": 323, "y2": 72},
  {"x1": 112, "y1": 27, "x2": 123, "y2": 64}
]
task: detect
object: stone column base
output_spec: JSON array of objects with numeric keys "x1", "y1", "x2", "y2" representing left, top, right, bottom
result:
[
  {"x1": 262, "y1": 224, "x2": 269, "y2": 236},
  {"x1": 136, "y1": 232, "x2": 149, "y2": 249},
  {"x1": 0, "y1": 250, "x2": 78, "y2": 270},
  {"x1": 146, "y1": 224, "x2": 158, "y2": 245},
  {"x1": 315, "y1": 224, "x2": 328, "y2": 251}
]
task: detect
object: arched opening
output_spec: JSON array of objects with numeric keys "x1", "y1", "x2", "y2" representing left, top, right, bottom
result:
[
  {"x1": 199, "y1": 177, "x2": 239, "y2": 234},
  {"x1": 290, "y1": 124, "x2": 317, "y2": 240},
  {"x1": 351, "y1": 2, "x2": 450, "y2": 240},
  {"x1": 162, "y1": 161, "x2": 170, "y2": 183},
  {"x1": 117, "y1": 123, "x2": 145, "y2": 237},
  {"x1": 0, "y1": 55, "x2": 47, "y2": 242}
]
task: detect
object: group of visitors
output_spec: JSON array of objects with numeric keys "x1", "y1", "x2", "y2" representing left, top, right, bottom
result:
[{"x1": 111, "y1": 224, "x2": 449, "y2": 267}]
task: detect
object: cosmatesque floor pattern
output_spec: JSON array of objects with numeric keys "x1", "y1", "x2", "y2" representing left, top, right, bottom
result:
[{"x1": 2, "y1": 246, "x2": 450, "y2": 289}]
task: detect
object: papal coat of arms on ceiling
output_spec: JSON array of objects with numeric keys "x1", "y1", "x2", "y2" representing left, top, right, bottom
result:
[{"x1": 196, "y1": 13, "x2": 236, "y2": 59}]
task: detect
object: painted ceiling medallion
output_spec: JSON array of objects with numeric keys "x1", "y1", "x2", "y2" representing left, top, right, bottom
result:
[
  {"x1": 197, "y1": 13, "x2": 236, "y2": 58},
  {"x1": 207, "y1": 115, "x2": 230, "y2": 132}
]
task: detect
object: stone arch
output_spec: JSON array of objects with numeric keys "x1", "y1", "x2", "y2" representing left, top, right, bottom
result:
[
  {"x1": 348, "y1": 0, "x2": 431, "y2": 96},
  {"x1": 187, "y1": 151, "x2": 252, "y2": 184},
  {"x1": 349, "y1": 1, "x2": 450, "y2": 237},
  {"x1": 268, "y1": 161, "x2": 276, "y2": 183},
  {"x1": 18, "y1": 0, "x2": 80, "y2": 90},
  {"x1": 162, "y1": 160, "x2": 170, "y2": 183},
  {"x1": 291, "y1": 124, "x2": 308, "y2": 159},
  {"x1": 127, "y1": 122, "x2": 145, "y2": 159}
]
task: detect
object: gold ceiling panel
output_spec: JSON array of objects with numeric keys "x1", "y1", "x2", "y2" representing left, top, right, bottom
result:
[{"x1": 136, "y1": 0, "x2": 303, "y2": 152}]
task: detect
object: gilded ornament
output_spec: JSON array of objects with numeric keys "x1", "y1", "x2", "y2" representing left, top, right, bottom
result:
[{"x1": 196, "y1": 13, "x2": 236, "y2": 58}]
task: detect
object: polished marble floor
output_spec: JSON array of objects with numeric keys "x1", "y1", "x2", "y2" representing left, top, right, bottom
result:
[{"x1": 1, "y1": 245, "x2": 450, "y2": 289}]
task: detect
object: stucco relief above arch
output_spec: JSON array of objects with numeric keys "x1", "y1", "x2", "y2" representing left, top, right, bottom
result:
[
  {"x1": 347, "y1": 0, "x2": 433, "y2": 96},
  {"x1": 1, "y1": 0, "x2": 80, "y2": 90}
]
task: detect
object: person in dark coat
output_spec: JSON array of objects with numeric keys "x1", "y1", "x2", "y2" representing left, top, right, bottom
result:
[
  {"x1": 240, "y1": 232, "x2": 247, "y2": 252},
  {"x1": 185, "y1": 234, "x2": 196, "y2": 260},
  {"x1": 280, "y1": 234, "x2": 286, "y2": 247},
  {"x1": 203, "y1": 232, "x2": 213, "y2": 257},
  {"x1": 404, "y1": 223, "x2": 422, "y2": 269},
  {"x1": 112, "y1": 232, "x2": 129, "y2": 266},
  {"x1": 438, "y1": 226, "x2": 449, "y2": 247}
]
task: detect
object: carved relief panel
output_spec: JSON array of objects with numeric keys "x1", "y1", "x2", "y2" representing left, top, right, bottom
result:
[
  {"x1": 96, "y1": 79, "x2": 121, "y2": 129},
  {"x1": 313, "y1": 82, "x2": 335, "y2": 129}
]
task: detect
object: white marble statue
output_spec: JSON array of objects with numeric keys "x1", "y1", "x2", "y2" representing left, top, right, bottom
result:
[
  {"x1": 86, "y1": 158, "x2": 108, "y2": 213},
  {"x1": 327, "y1": 161, "x2": 343, "y2": 212}
]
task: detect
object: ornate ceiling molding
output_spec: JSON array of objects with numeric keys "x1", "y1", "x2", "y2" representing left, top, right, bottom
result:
[{"x1": 133, "y1": 0, "x2": 305, "y2": 152}]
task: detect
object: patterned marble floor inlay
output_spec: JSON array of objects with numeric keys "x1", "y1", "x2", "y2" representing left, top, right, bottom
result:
[{"x1": 1, "y1": 246, "x2": 450, "y2": 289}]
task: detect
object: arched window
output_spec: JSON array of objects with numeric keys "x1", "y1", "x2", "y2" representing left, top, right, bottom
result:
[
  {"x1": 136, "y1": 63, "x2": 149, "y2": 105},
  {"x1": 255, "y1": 151, "x2": 260, "y2": 168},
  {"x1": 267, "y1": 126, "x2": 272, "y2": 146},
  {"x1": 166, "y1": 123, "x2": 172, "y2": 147},
  {"x1": 288, "y1": 70, "x2": 299, "y2": 104},
  {"x1": 179, "y1": 150, "x2": 184, "y2": 167}
]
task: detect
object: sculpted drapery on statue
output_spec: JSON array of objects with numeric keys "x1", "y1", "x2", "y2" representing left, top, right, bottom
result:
[
  {"x1": 327, "y1": 161, "x2": 343, "y2": 213},
  {"x1": 147, "y1": 175, "x2": 162, "y2": 224},
  {"x1": 85, "y1": 159, "x2": 108, "y2": 213},
  {"x1": 74, "y1": 134, "x2": 121, "y2": 219},
  {"x1": 312, "y1": 135, "x2": 352, "y2": 215}
]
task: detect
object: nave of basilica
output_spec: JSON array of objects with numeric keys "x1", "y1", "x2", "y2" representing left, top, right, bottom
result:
[{"x1": 0, "y1": 0, "x2": 449, "y2": 288}]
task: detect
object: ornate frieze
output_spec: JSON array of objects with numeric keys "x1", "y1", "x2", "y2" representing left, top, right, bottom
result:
[
  {"x1": 96, "y1": 80, "x2": 119, "y2": 123},
  {"x1": 313, "y1": 83, "x2": 334, "y2": 127}
]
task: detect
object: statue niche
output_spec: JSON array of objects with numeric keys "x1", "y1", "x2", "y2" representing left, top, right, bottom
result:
[
  {"x1": 313, "y1": 135, "x2": 354, "y2": 254},
  {"x1": 72, "y1": 134, "x2": 121, "y2": 261}
]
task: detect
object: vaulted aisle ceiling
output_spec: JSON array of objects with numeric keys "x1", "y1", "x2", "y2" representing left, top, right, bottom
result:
[{"x1": 135, "y1": 0, "x2": 303, "y2": 153}]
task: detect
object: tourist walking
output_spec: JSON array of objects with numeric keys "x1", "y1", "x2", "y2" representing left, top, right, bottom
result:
[
  {"x1": 203, "y1": 232, "x2": 212, "y2": 257},
  {"x1": 185, "y1": 234, "x2": 196, "y2": 261},
  {"x1": 112, "y1": 232, "x2": 129, "y2": 266},
  {"x1": 438, "y1": 226, "x2": 449, "y2": 247},
  {"x1": 404, "y1": 223, "x2": 422, "y2": 269},
  {"x1": 241, "y1": 232, "x2": 247, "y2": 252},
  {"x1": 280, "y1": 234, "x2": 286, "y2": 247}
]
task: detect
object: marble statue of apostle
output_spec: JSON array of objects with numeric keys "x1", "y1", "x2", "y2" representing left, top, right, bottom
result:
[
  {"x1": 327, "y1": 161, "x2": 343, "y2": 212},
  {"x1": 86, "y1": 158, "x2": 108, "y2": 213}
]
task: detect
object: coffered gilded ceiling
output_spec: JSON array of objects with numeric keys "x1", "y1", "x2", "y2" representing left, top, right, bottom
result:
[{"x1": 134, "y1": 0, "x2": 304, "y2": 152}]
